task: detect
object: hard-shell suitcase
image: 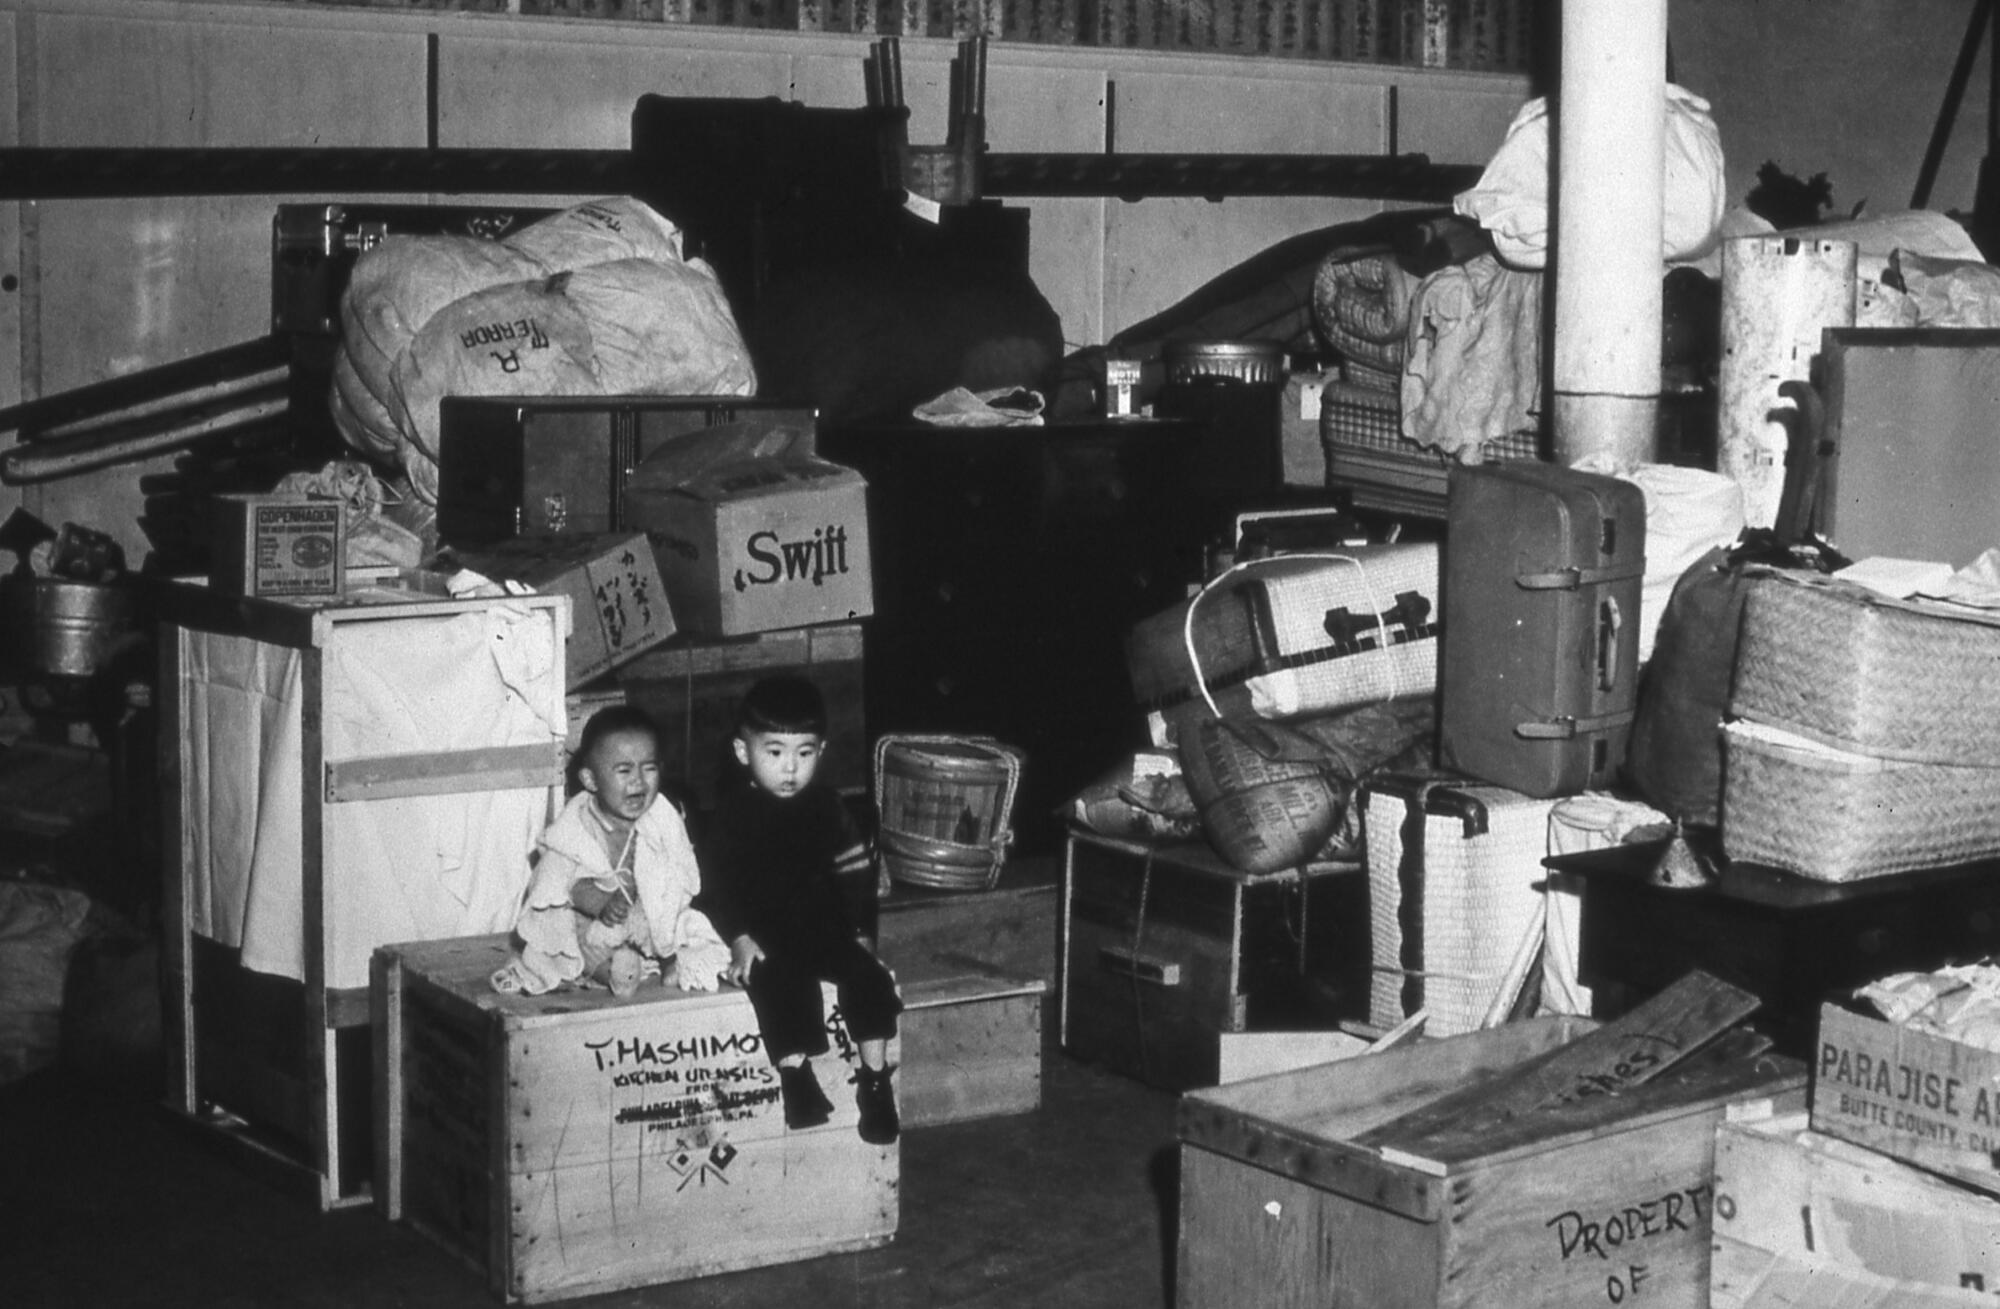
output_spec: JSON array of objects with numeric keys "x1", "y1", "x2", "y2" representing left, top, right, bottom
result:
[
  {"x1": 1361, "y1": 772, "x2": 1556, "y2": 1038},
  {"x1": 1439, "y1": 462, "x2": 1646, "y2": 798}
]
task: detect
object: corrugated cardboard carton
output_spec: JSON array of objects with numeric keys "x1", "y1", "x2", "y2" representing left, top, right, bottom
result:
[
  {"x1": 452, "y1": 532, "x2": 675, "y2": 688},
  {"x1": 623, "y1": 420, "x2": 874, "y2": 638},
  {"x1": 210, "y1": 494, "x2": 345, "y2": 599}
]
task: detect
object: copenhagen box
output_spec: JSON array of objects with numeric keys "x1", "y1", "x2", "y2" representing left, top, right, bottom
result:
[
  {"x1": 372, "y1": 934, "x2": 897, "y2": 1304},
  {"x1": 622, "y1": 423, "x2": 873, "y2": 638},
  {"x1": 1811, "y1": 1000, "x2": 2000, "y2": 1198},
  {"x1": 1175, "y1": 1017, "x2": 1805, "y2": 1308},
  {"x1": 449, "y1": 532, "x2": 675, "y2": 689},
  {"x1": 210, "y1": 493, "x2": 345, "y2": 598}
]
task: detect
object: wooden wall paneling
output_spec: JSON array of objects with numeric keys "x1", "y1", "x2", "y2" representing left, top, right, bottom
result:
[
  {"x1": 23, "y1": 7, "x2": 428, "y2": 565},
  {"x1": 1100, "y1": 64, "x2": 1391, "y2": 337},
  {"x1": 793, "y1": 41, "x2": 1115, "y2": 351},
  {"x1": 1392, "y1": 70, "x2": 1523, "y2": 168},
  {"x1": 789, "y1": 39, "x2": 892, "y2": 109},
  {"x1": 985, "y1": 55, "x2": 1110, "y2": 354},
  {"x1": 1, "y1": 9, "x2": 21, "y2": 534},
  {"x1": 437, "y1": 27, "x2": 797, "y2": 150},
  {"x1": 433, "y1": 26, "x2": 799, "y2": 220}
]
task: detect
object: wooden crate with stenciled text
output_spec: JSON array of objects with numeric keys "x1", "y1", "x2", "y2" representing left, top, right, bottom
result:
[
  {"x1": 372, "y1": 934, "x2": 895, "y2": 1304},
  {"x1": 1175, "y1": 1018, "x2": 1806, "y2": 1308}
]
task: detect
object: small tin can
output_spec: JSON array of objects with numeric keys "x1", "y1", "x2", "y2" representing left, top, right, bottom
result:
[{"x1": 1103, "y1": 358, "x2": 1142, "y2": 419}]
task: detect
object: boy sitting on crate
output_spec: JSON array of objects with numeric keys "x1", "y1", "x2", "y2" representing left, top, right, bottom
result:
[
  {"x1": 696, "y1": 675, "x2": 904, "y2": 1145},
  {"x1": 494, "y1": 704, "x2": 731, "y2": 998}
]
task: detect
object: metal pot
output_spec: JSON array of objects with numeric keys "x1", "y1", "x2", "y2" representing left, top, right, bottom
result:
[
  {"x1": 1, "y1": 575, "x2": 142, "y2": 679},
  {"x1": 1161, "y1": 339, "x2": 1286, "y2": 387}
]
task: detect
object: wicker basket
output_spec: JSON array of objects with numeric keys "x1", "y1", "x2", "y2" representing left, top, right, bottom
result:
[
  {"x1": 1732, "y1": 571, "x2": 2000, "y2": 766},
  {"x1": 872, "y1": 734, "x2": 1024, "y2": 892},
  {"x1": 1721, "y1": 720, "x2": 2000, "y2": 881}
]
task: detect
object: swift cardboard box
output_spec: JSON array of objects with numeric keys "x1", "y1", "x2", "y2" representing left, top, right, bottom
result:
[
  {"x1": 1811, "y1": 1000, "x2": 2000, "y2": 1199},
  {"x1": 450, "y1": 532, "x2": 675, "y2": 688},
  {"x1": 210, "y1": 494, "x2": 345, "y2": 599},
  {"x1": 623, "y1": 421, "x2": 873, "y2": 638},
  {"x1": 372, "y1": 934, "x2": 896, "y2": 1303}
]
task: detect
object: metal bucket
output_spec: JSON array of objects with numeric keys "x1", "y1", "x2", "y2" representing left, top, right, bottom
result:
[
  {"x1": 1162, "y1": 340, "x2": 1286, "y2": 386},
  {"x1": 1, "y1": 576, "x2": 141, "y2": 679}
]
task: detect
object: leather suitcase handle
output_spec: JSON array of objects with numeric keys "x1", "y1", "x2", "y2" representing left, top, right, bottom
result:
[
  {"x1": 1597, "y1": 595, "x2": 1623, "y2": 691},
  {"x1": 1515, "y1": 563, "x2": 1644, "y2": 590},
  {"x1": 1515, "y1": 710, "x2": 1635, "y2": 739}
]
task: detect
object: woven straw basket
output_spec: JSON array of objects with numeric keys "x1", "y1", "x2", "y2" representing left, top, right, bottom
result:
[
  {"x1": 1722, "y1": 721, "x2": 2000, "y2": 881},
  {"x1": 1732, "y1": 571, "x2": 2000, "y2": 766},
  {"x1": 872, "y1": 734, "x2": 1024, "y2": 892}
]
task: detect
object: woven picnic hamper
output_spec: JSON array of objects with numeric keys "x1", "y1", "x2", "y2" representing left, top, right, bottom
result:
[
  {"x1": 1731, "y1": 571, "x2": 2000, "y2": 766},
  {"x1": 1721, "y1": 720, "x2": 2000, "y2": 881}
]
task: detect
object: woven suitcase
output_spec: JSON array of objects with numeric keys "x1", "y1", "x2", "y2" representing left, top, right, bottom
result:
[
  {"x1": 1361, "y1": 774, "x2": 1556, "y2": 1039},
  {"x1": 1721, "y1": 720, "x2": 2000, "y2": 882},
  {"x1": 1124, "y1": 570, "x2": 1265, "y2": 749},
  {"x1": 1239, "y1": 543, "x2": 1439, "y2": 718},
  {"x1": 1731, "y1": 570, "x2": 2000, "y2": 766},
  {"x1": 1439, "y1": 462, "x2": 1646, "y2": 798},
  {"x1": 1126, "y1": 550, "x2": 1436, "y2": 746}
]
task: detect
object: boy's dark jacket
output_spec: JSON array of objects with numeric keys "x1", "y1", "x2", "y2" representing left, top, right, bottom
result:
[{"x1": 694, "y1": 781, "x2": 865, "y2": 950}]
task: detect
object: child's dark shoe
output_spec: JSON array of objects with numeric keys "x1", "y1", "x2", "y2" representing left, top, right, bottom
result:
[
  {"x1": 855, "y1": 1065, "x2": 899, "y2": 1145},
  {"x1": 780, "y1": 1060, "x2": 834, "y2": 1129}
]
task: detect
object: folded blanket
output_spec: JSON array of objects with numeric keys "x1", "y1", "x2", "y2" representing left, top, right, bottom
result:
[{"x1": 1313, "y1": 253, "x2": 1420, "y2": 376}]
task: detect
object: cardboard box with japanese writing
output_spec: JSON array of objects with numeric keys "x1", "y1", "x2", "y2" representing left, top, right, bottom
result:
[
  {"x1": 450, "y1": 532, "x2": 674, "y2": 688},
  {"x1": 622, "y1": 421, "x2": 873, "y2": 638}
]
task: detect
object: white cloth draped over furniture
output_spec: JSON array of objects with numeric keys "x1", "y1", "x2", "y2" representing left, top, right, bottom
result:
[{"x1": 180, "y1": 602, "x2": 564, "y2": 991}]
